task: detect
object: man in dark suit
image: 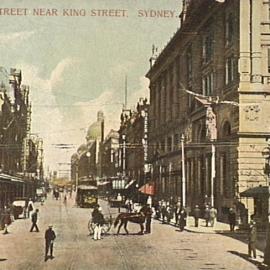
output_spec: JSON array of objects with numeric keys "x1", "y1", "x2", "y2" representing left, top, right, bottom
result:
[
  {"x1": 30, "y1": 209, "x2": 39, "y2": 232},
  {"x1": 144, "y1": 204, "x2": 153, "y2": 234},
  {"x1": 45, "y1": 225, "x2": 56, "y2": 261}
]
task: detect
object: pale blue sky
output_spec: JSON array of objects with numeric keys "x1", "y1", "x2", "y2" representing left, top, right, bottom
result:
[{"x1": 0, "y1": 0, "x2": 181, "y2": 174}]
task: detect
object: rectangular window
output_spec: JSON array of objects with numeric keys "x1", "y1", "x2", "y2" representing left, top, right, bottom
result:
[
  {"x1": 225, "y1": 57, "x2": 237, "y2": 85},
  {"x1": 161, "y1": 139, "x2": 165, "y2": 152},
  {"x1": 202, "y1": 73, "x2": 214, "y2": 96},
  {"x1": 186, "y1": 46, "x2": 192, "y2": 81},
  {"x1": 167, "y1": 136, "x2": 172, "y2": 152},
  {"x1": 225, "y1": 13, "x2": 234, "y2": 46},
  {"x1": 174, "y1": 133, "x2": 179, "y2": 150},
  {"x1": 202, "y1": 32, "x2": 213, "y2": 63}
]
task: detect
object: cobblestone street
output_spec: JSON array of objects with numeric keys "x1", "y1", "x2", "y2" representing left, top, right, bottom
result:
[{"x1": 0, "y1": 195, "x2": 267, "y2": 270}]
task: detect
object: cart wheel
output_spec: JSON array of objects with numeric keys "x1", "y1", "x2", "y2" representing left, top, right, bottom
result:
[
  {"x1": 88, "y1": 220, "x2": 95, "y2": 235},
  {"x1": 101, "y1": 223, "x2": 111, "y2": 235}
]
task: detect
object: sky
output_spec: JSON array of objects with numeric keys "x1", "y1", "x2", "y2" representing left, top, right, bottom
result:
[{"x1": 0, "y1": 0, "x2": 181, "y2": 176}]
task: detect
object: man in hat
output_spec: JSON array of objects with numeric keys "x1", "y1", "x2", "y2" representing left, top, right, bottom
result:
[
  {"x1": 228, "y1": 208, "x2": 236, "y2": 232},
  {"x1": 248, "y1": 221, "x2": 257, "y2": 259},
  {"x1": 45, "y1": 225, "x2": 56, "y2": 261},
  {"x1": 193, "y1": 205, "x2": 201, "y2": 227},
  {"x1": 92, "y1": 205, "x2": 105, "y2": 240}
]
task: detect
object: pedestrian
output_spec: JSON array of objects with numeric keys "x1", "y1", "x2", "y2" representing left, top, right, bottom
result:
[
  {"x1": 3, "y1": 206, "x2": 11, "y2": 234},
  {"x1": 209, "y1": 206, "x2": 217, "y2": 227},
  {"x1": 92, "y1": 205, "x2": 105, "y2": 240},
  {"x1": 179, "y1": 208, "x2": 187, "y2": 231},
  {"x1": 228, "y1": 208, "x2": 236, "y2": 232},
  {"x1": 248, "y1": 221, "x2": 257, "y2": 259},
  {"x1": 166, "y1": 202, "x2": 172, "y2": 223},
  {"x1": 174, "y1": 200, "x2": 181, "y2": 226},
  {"x1": 204, "y1": 205, "x2": 210, "y2": 227},
  {"x1": 28, "y1": 198, "x2": 34, "y2": 218},
  {"x1": 125, "y1": 198, "x2": 131, "y2": 213},
  {"x1": 116, "y1": 193, "x2": 122, "y2": 213},
  {"x1": 193, "y1": 205, "x2": 201, "y2": 227},
  {"x1": 161, "y1": 201, "x2": 167, "y2": 223},
  {"x1": 145, "y1": 204, "x2": 153, "y2": 234},
  {"x1": 30, "y1": 209, "x2": 39, "y2": 232},
  {"x1": 146, "y1": 196, "x2": 152, "y2": 208},
  {"x1": 45, "y1": 225, "x2": 56, "y2": 261},
  {"x1": 63, "y1": 195, "x2": 67, "y2": 205}
]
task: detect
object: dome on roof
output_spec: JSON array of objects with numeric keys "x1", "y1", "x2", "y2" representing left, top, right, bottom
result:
[
  {"x1": 86, "y1": 111, "x2": 104, "y2": 142},
  {"x1": 86, "y1": 121, "x2": 102, "y2": 141}
]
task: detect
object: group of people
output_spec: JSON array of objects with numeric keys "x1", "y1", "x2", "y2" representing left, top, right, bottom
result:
[{"x1": 154, "y1": 200, "x2": 187, "y2": 229}]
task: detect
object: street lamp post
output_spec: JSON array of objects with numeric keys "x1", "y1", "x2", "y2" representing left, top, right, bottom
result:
[
  {"x1": 262, "y1": 140, "x2": 270, "y2": 265},
  {"x1": 122, "y1": 134, "x2": 126, "y2": 177}
]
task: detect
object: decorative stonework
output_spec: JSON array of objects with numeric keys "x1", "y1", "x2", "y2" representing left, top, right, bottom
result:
[
  {"x1": 251, "y1": 74, "x2": 262, "y2": 83},
  {"x1": 243, "y1": 105, "x2": 260, "y2": 121}
]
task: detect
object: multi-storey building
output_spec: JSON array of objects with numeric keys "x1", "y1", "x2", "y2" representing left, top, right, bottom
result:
[
  {"x1": 0, "y1": 68, "x2": 37, "y2": 207},
  {"x1": 146, "y1": 0, "x2": 270, "y2": 220},
  {"x1": 100, "y1": 129, "x2": 119, "y2": 178},
  {"x1": 118, "y1": 99, "x2": 149, "y2": 188}
]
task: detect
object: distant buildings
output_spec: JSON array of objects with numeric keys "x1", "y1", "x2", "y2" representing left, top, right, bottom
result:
[{"x1": 71, "y1": 111, "x2": 104, "y2": 184}]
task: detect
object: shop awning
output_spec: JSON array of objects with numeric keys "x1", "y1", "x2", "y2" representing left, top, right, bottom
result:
[
  {"x1": 139, "y1": 182, "x2": 155, "y2": 195},
  {"x1": 124, "y1": 179, "x2": 136, "y2": 189},
  {"x1": 0, "y1": 173, "x2": 24, "y2": 183},
  {"x1": 77, "y1": 185, "x2": 97, "y2": 190},
  {"x1": 240, "y1": 186, "x2": 269, "y2": 198}
]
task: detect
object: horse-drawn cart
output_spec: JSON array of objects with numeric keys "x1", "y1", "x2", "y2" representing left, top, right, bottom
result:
[{"x1": 88, "y1": 215, "x2": 113, "y2": 235}]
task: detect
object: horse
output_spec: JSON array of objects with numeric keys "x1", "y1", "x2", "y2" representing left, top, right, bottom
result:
[{"x1": 114, "y1": 206, "x2": 149, "y2": 235}]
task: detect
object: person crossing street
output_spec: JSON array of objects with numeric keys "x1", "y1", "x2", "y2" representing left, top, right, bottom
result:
[{"x1": 30, "y1": 209, "x2": 39, "y2": 232}]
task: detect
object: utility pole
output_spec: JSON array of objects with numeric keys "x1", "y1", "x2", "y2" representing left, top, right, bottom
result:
[
  {"x1": 262, "y1": 139, "x2": 270, "y2": 265},
  {"x1": 181, "y1": 134, "x2": 186, "y2": 208}
]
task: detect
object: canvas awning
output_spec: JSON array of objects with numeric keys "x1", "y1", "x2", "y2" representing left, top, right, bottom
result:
[
  {"x1": 139, "y1": 182, "x2": 155, "y2": 195},
  {"x1": 240, "y1": 186, "x2": 269, "y2": 198},
  {"x1": 124, "y1": 179, "x2": 136, "y2": 189}
]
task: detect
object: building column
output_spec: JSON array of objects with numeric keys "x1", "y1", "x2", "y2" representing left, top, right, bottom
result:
[
  {"x1": 239, "y1": 0, "x2": 251, "y2": 83},
  {"x1": 251, "y1": 0, "x2": 262, "y2": 83}
]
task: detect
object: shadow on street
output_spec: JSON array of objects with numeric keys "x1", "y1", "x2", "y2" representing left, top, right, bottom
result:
[{"x1": 228, "y1": 250, "x2": 269, "y2": 270}]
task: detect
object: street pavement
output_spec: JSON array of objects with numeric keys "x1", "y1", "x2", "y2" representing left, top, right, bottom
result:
[{"x1": 0, "y1": 194, "x2": 268, "y2": 270}]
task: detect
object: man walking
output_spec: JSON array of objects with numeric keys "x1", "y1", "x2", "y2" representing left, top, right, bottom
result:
[
  {"x1": 45, "y1": 225, "x2": 56, "y2": 261},
  {"x1": 248, "y1": 221, "x2": 257, "y2": 259},
  {"x1": 30, "y1": 209, "x2": 39, "y2": 232},
  {"x1": 193, "y1": 205, "x2": 200, "y2": 227},
  {"x1": 228, "y1": 208, "x2": 236, "y2": 232},
  {"x1": 204, "y1": 205, "x2": 210, "y2": 227},
  {"x1": 209, "y1": 206, "x2": 217, "y2": 227},
  {"x1": 145, "y1": 204, "x2": 153, "y2": 234}
]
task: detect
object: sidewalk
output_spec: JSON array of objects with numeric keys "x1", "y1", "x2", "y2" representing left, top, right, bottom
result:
[{"x1": 156, "y1": 215, "x2": 267, "y2": 253}]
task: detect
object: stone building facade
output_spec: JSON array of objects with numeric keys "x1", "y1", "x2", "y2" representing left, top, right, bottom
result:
[
  {"x1": 100, "y1": 129, "x2": 119, "y2": 178},
  {"x1": 118, "y1": 99, "x2": 149, "y2": 188},
  {"x1": 146, "y1": 0, "x2": 270, "y2": 219}
]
